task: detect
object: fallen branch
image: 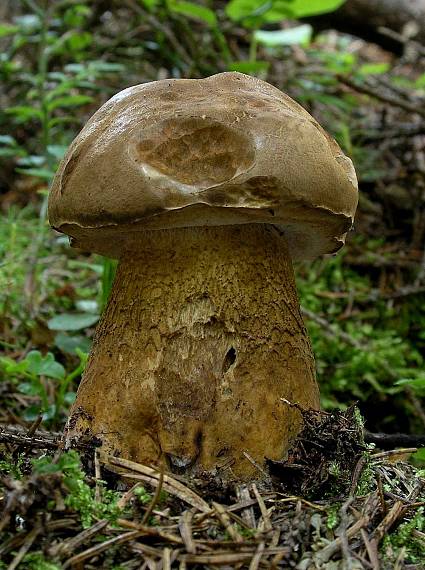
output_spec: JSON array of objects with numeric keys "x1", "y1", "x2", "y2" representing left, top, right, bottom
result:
[
  {"x1": 0, "y1": 425, "x2": 61, "y2": 450},
  {"x1": 314, "y1": 517, "x2": 368, "y2": 564},
  {"x1": 0, "y1": 425, "x2": 97, "y2": 451},
  {"x1": 1, "y1": 423, "x2": 423, "y2": 568},
  {"x1": 365, "y1": 432, "x2": 425, "y2": 448},
  {"x1": 102, "y1": 454, "x2": 210, "y2": 513},
  {"x1": 337, "y1": 75, "x2": 425, "y2": 118}
]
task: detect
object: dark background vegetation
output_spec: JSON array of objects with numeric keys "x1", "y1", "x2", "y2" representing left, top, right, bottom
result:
[{"x1": 0, "y1": 0, "x2": 424, "y2": 445}]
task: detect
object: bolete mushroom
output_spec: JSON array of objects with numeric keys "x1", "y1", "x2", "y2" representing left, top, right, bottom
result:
[{"x1": 49, "y1": 72, "x2": 358, "y2": 479}]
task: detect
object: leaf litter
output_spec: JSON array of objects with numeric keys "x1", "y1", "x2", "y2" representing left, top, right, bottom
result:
[{"x1": 0, "y1": 406, "x2": 424, "y2": 569}]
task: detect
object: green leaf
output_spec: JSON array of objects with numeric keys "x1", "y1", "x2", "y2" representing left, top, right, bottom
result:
[
  {"x1": 0, "y1": 356, "x2": 28, "y2": 375},
  {"x1": 75, "y1": 348, "x2": 89, "y2": 366},
  {"x1": 286, "y1": 0, "x2": 346, "y2": 18},
  {"x1": 14, "y1": 15, "x2": 41, "y2": 31},
  {"x1": 75, "y1": 300, "x2": 99, "y2": 314},
  {"x1": 141, "y1": 0, "x2": 159, "y2": 8},
  {"x1": 47, "y1": 71, "x2": 68, "y2": 82},
  {"x1": 69, "y1": 260, "x2": 104, "y2": 274},
  {"x1": 54, "y1": 332, "x2": 92, "y2": 355},
  {"x1": 63, "y1": 63, "x2": 85, "y2": 73},
  {"x1": 33, "y1": 456, "x2": 61, "y2": 474},
  {"x1": 415, "y1": 73, "x2": 425, "y2": 88},
  {"x1": 0, "y1": 135, "x2": 17, "y2": 145},
  {"x1": 48, "y1": 313, "x2": 100, "y2": 331},
  {"x1": 318, "y1": 50, "x2": 356, "y2": 73},
  {"x1": 0, "y1": 148, "x2": 24, "y2": 158},
  {"x1": 64, "y1": 5, "x2": 91, "y2": 27},
  {"x1": 228, "y1": 60, "x2": 270, "y2": 73},
  {"x1": 47, "y1": 145, "x2": 68, "y2": 160},
  {"x1": 23, "y1": 405, "x2": 43, "y2": 422},
  {"x1": 89, "y1": 61, "x2": 125, "y2": 73},
  {"x1": 413, "y1": 448, "x2": 425, "y2": 461},
  {"x1": 48, "y1": 117, "x2": 82, "y2": 129},
  {"x1": 58, "y1": 450, "x2": 83, "y2": 473},
  {"x1": 16, "y1": 167, "x2": 53, "y2": 181},
  {"x1": 396, "y1": 377, "x2": 425, "y2": 390},
  {"x1": 18, "y1": 381, "x2": 42, "y2": 396},
  {"x1": 226, "y1": 0, "x2": 277, "y2": 22},
  {"x1": 25, "y1": 351, "x2": 66, "y2": 380},
  {"x1": 5, "y1": 106, "x2": 43, "y2": 122},
  {"x1": 42, "y1": 404, "x2": 57, "y2": 421},
  {"x1": 358, "y1": 63, "x2": 390, "y2": 76},
  {"x1": 0, "y1": 24, "x2": 19, "y2": 38},
  {"x1": 64, "y1": 61, "x2": 122, "y2": 76},
  {"x1": 17, "y1": 155, "x2": 45, "y2": 167},
  {"x1": 47, "y1": 95, "x2": 93, "y2": 112},
  {"x1": 101, "y1": 257, "x2": 117, "y2": 309},
  {"x1": 254, "y1": 24, "x2": 312, "y2": 46},
  {"x1": 45, "y1": 83, "x2": 76, "y2": 101},
  {"x1": 167, "y1": 1, "x2": 217, "y2": 26},
  {"x1": 64, "y1": 392, "x2": 77, "y2": 405},
  {"x1": 226, "y1": 0, "x2": 346, "y2": 24},
  {"x1": 66, "y1": 31, "x2": 92, "y2": 52}
]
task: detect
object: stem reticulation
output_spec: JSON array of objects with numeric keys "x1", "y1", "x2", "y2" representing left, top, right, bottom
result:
[{"x1": 65, "y1": 224, "x2": 319, "y2": 478}]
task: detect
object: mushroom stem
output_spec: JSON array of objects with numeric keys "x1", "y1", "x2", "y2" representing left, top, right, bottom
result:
[{"x1": 65, "y1": 224, "x2": 319, "y2": 478}]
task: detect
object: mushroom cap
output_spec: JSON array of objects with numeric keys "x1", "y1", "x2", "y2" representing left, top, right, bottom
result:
[{"x1": 48, "y1": 72, "x2": 358, "y2": 260}]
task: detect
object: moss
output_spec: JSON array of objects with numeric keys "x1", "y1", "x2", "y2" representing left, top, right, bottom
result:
[
  {"x1": 33, "y1": 450, "x2": 122, "y2": 529},
  {"x1": 133, "y1": 485, "x2": 151, "y2": 505},
  {"x1": 64, "y1": 479, "x2": 122, "y2": 528},
  {"x1": 20, "y1": 554, "x2": 61, "y2": 570},
  {"x1": 356, "y1": 453, "x2": 375, "y2": 496},
  {"x1": 383, "y1": 506, "x2": 425, "y2": 564},
  {"x1": 326, "y1": 504, "x2": 340, "y2": 530},
  {"x1": 0, "y1": 452, "x2": 25, "y2": 480}
]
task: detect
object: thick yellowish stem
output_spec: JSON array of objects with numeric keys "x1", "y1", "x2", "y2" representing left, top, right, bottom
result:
[{"x1": 65, "y1": 224, "x2": 319, "y2": 478}]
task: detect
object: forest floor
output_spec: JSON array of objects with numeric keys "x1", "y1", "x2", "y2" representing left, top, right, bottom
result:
[
  {"x1": 1, "y1": 407, "x2": 424, "y2": 569},
  {"x1": 1, "y1": 1, "x2": 425, "y2": 567}
]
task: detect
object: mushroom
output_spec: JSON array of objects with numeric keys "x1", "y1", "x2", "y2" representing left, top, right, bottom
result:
[{"x1": 49, "y1": 72, "x2": 358, "y2": 479}]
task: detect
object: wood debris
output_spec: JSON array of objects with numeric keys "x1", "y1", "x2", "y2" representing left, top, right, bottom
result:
[{"x1": 0, "y1": 409, "x2": 424, "y2": 568}]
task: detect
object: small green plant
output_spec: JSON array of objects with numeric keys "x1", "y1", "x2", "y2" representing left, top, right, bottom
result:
[
  {"x1": 356, "y1": 456, "x2": 375, "y2": 497},
  {"x1": 0, "y1": 453, "x2": 25, "y2": 479},
  {"x1": 383, "y1": 506, "x2": 425, "y2": 564},
  {"x1": 326, "y1": 504, "x2": 340, "y2": 530},
  {"x1": 1, "y1": 1, "x2": 124, "y2": 185},
  {"x1": 413, "y1": 449, "x2": 425, "y2": 465},
  {"x1": 234, "y1": 524, "x2": 257, "y2": 539},
  {"x1": 33, "y1": 451, "x2": 122, "y2": 528},
  {"x1": 101, "y1": 257, "x2": 118, "y2": 310},
  {"x1": 328, "y1": 461, "x2": 341, "y2": 478},
  {"x1": 297, "y1": 239, "x2": 425, "y2": 432},
  {"x1": 0, "y1": 349, "x2": 87, "y2": 424},
  {"x1": 134, "y1": 485, "x2": 152, "y2": 505},
  {"x1": 225, "y1": 0, "x2": 346, "y2": 71},
  {"x1": 19, "y1": 553, "x2": 60, "y2": 570}
]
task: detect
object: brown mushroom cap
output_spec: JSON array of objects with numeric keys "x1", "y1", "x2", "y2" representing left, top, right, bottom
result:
[{"x1": 48, "y1": 72, "x2": 358, "y2": 260}]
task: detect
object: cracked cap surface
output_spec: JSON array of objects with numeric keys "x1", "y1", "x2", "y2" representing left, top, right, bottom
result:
[{"x1": 48, "y1": 72, "x2": 358, "y2": 260}]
